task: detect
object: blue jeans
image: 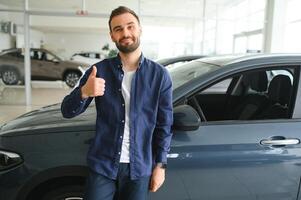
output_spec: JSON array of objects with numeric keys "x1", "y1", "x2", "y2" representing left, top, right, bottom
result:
[{"x1": 83, "y1": 163, "x2": 150, "y2": 200}]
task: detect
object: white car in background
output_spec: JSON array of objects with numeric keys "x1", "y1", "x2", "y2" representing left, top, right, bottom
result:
[{"x1": 70, "y1": 52, "x2": 106, "y2": 65}]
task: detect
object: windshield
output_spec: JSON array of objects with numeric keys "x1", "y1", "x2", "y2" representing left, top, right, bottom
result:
[{"x1": 168, "y1": 61, "x2": 220, "y2": 89}]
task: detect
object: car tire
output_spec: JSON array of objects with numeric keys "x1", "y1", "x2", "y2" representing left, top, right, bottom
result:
[
  {"x1": 64, "y1": 71, "x2": 81, "y2": 88},
  {"x1": 41, "y1": 185, "x2": 84, "y2": 200},
  {"x1": 1, "y1": 68, "x2": 19, "y2": 85}
]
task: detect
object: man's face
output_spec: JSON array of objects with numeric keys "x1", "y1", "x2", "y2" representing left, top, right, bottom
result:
[{"x1": 110, "y1": 13, "x2": 141, "y2": 54}]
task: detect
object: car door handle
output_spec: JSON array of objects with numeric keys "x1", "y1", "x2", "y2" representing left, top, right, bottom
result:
[
  {"x1": 167, "y1": 153, "x2": 179, "y2": 158},
  {"x1": 260, "y1": 138, "x2": 300, "y2": 146}
]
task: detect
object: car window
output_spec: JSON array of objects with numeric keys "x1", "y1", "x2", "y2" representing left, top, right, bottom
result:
[
  {"x1": 34, "y1": 50, "x2": 56, "y2": 61},
  {"x1": 89, "y1": 53, "x2": 98, "y2": 59},
  {"x1": 168, "y1": 61, "x2": 219, "y2": 90},
  {"x1": 80, "y1": 53, "x2": 89, "y2": 57},
  {"x1": 7, "y1": 51, "x2": 23, "y2": 58},
  {"x1": 201, "y1": 78, "x2": 232, "y2": 94},
  {"x1": 30, "y1": 50, "x2": 42, "y2": 60},
  {"x1": 44, "y1": 52, "x2": 56, "y2": 61},
  {"x1": 186, "y1": 66, "x2": 298, "y2": 122}
]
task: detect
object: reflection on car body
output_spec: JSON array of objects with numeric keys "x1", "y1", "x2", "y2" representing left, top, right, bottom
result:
[{"x1": 1, "y1": 54, "x2": 301, "y2": 200}]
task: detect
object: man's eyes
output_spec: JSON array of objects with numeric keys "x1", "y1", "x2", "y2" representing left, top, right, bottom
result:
[{"x1": 114, "y1": 25, "x2": 135, "y2": 32}]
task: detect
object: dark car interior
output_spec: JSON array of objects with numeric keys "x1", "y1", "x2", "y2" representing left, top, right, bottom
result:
[{"x1": 185, "y1": 67, "x2": 299, "y2": 122}]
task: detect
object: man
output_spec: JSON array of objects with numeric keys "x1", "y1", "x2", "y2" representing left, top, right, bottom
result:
[{"x1": 61, "y1": 6, "x2": 173, "y2": 200}]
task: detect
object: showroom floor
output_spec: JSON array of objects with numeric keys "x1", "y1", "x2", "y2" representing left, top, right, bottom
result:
[{"x1": 0, "y1": 80, "x2": 72, "y2": 124}]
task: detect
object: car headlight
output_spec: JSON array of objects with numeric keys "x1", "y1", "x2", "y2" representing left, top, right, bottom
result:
[{"x1": 0, "y1": 150, "x2": 23, "y2": 171}]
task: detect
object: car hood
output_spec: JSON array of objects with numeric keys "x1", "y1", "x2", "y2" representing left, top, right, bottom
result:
[{"x1": 0, "y1": 103, "x2": 96, "y2": 137}]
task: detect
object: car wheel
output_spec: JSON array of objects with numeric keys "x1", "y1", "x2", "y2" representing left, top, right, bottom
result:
[
  {"x1": 1, "y1": 68, "x2": 19, "y2": 85},
  {"x1": 41, "y1": 185, "x2": 84, "y2": 200},
  {"x1": 65, "y1": 71, "x2": 81, "y2": 88}
]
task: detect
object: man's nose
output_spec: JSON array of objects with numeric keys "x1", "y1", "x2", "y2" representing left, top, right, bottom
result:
[{"x1": 121, "y1": 28, "x2": 130, "y2": 37}]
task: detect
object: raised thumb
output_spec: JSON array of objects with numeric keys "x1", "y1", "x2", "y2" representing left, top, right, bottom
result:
[{"x1": 90, "y1": 65, "x2": 97, "y2": 77}]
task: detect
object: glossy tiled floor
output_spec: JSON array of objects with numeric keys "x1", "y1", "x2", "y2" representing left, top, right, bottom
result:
[{"x1": 0, "y1": 80, "x2": 72, "y2": 124}]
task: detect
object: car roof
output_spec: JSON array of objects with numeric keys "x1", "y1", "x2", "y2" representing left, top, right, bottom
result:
[
  {"x1": 195, "y1": 53, "x2": 301, "y2": 67},
  {"x1": 156, "y1": 55, "x2": 205, "y2": 66},
  {"x1": 1, "y1": 48, "x2": 53, "y2": 53}
]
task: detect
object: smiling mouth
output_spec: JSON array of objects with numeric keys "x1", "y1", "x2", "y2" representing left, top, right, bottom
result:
[{"x1": 120, "y1": 38, "x2": 133, "y2": 44}]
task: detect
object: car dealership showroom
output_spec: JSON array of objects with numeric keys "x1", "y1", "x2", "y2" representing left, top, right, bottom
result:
[{"x1": 1, "y1": 0, "x2": 301, "y2": 200}]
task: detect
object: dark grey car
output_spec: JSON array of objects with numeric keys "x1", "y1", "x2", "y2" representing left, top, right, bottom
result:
[
  {"x1": 0, "y1": 48, "x2": 90, "y2": 87},
  {"x1": 1, "y1": 54, "x2": 301, "y2": 200}
]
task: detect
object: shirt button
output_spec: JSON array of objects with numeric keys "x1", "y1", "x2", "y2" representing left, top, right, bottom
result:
[
  {"x1": 118, "y1": 88, "x2": 121, "y2": 92},
  {"x1": 118, "y1": 152, "x2": 121, "y2": 155},
  {"x1": 120, "y1": 136, "x2": 123, "y2": 139},
  {"x1": 122, "y1": 103, "x2": 125, "y2": 106},
  {"x1": 122, "y1": 120, "x2": 125, "y2": 123},
  {"x1": 121, "y1": 74, "x2": 124, "y2": 77}
]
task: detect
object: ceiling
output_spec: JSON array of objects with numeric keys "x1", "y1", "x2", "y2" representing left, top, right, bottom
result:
[
  {"x1": 0, "y1": 0, "x2": 244, "y2": 33},
  {"x1": 0, "y1": 0, "x2": 241, "y2": 18}
]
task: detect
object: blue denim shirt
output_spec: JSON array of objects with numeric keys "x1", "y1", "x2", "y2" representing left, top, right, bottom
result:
[{"x1": 61, "y1": 54, "x2": 173, "y2": 180}]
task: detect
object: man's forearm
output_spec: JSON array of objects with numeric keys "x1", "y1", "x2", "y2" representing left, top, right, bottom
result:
[{"x1": 61, "y1": 87, "x2": 90, "y2": 118}]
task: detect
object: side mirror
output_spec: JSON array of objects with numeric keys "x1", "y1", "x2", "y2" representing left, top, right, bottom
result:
[{"x1": 173, "y1": 105, "x2": 201, "y2": 131}]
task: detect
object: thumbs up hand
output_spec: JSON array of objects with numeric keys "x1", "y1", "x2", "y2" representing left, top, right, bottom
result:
[{"x1": 81, "y1": 65, "x2": 106, "y2": 99}]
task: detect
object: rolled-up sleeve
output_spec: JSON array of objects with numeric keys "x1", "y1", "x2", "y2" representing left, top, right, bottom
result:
[{"x1": 153, "y1": 69, "x2": 173, "y2": 164}]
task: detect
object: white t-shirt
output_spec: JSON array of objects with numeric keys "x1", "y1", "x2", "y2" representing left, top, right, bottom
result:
[{"x1": 120, "y1": 69, "x2": 136, "y2": 163}]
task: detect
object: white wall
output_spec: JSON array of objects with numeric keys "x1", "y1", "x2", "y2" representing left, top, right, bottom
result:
[
  {"x1": 43, "y1": 31, "x2": 114, "y2": 60},
  {"x1": 0, "y1": 33, "x2": 14, "y2": 51},
  {"x1": 16, "y1": 25, "x2": 46, "y2": 48},
  {"x1": 0, "y1": 6, "x2": 17, "y2": 50}
]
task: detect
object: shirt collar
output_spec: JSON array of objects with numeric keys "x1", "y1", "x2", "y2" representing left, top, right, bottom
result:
[{"x1": 115, "y1": 53, "x2": 145, "y2": 70}]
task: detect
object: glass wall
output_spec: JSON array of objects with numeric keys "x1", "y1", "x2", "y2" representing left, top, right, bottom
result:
[
  {"x1": 203, "y1": 0, "x2": 266, "y2": 55},
  {"x1": 0, "y1": 7, "x2": 27, "y2": 121},
  {"x1": 283, "y1": 0, "x2": 301, "y2": 52}
]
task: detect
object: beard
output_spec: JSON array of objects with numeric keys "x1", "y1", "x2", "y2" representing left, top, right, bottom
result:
[{"x1": 115, "y1": 36, "x2": 140, "y2": 54}]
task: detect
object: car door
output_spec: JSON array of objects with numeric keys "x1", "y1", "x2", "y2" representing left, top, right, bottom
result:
[
  {"x1": 152, "y1": 65, "x2": 301, "y2": 200},
  {"x1": 30, "y1": 49, "x2": 43, "y2": 79},
  {"x1": 31, "y1": 49, "x2": 61, "y2": 80}
]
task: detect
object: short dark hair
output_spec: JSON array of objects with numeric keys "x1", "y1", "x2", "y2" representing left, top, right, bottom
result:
[{"x1": 109, "y1": 6, "x2": 140, "y2": 32}]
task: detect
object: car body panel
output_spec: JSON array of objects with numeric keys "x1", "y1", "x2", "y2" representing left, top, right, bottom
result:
[{"x1": 152, "y1": 120, "x2": 301, "y2": 200}]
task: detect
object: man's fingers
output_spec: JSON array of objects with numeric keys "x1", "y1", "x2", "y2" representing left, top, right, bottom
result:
[
  {"x1": 90, "y1": 78, "x2": 105, "y2": 97},
  {"x1": 85, "y1": 65, "x2": 106, "y2": 97},
  {"x1": 95, "y1": 77, "x2": 105, "y2": 84},
  {"x1": 149, "y1": 178, "x2": 155, "y2": 192},
  {"x1": 150, "y1": 183, "x2": 159, "y2": 192},
  {"x1": 149, "y1": 178, "x2": 161, "y2": 192},
  {"x1": 81, "y1": 66, "x2": 106, "y2": 98}
]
